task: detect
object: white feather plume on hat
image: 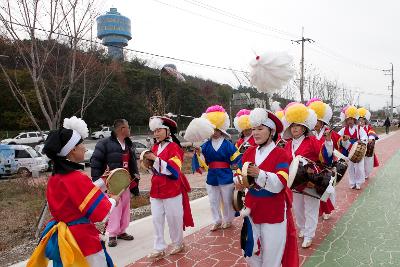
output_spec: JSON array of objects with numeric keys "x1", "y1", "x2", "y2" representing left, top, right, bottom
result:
[
  {"x1": 249, "y1": 52, "x2": 295, "y2": 92},
  {"x1": 184, "y1": 117, "x2": 215, "y2": 143},
  {"x1": 63, "y1": 116, "x2": 88, "y2": 139},
  {"x1": 149, "y1": 117, "x2": 168, "y2": 131}
]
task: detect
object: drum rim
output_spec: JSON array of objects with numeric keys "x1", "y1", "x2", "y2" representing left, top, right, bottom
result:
[
  {"x1": 288, "y1": 155, "x2": 302, "y2": 188},
  {"x1": 232, "y1": 189, "x2": 244, "y2": 212}
]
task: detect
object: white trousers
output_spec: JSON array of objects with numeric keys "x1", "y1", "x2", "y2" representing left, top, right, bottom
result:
[
  {"x1": 293, "y1": 193, "x2": 320, "y2": 239},
  {"x1": 150, "y1": 194, "x2": 183, "y2": 251},
  {"x1": 245, "y1": 216, "x2": 287, "y2": 267},
  {"x1": 86, "y1": 250, "x2": 108, "y2": 267},
  {"x1": 348, "y1": 159, "x2": 365, "y2": 186},
  {"x1": 206, "y1": 183, "x2": 235, "y2": 224},
  {"x1": 364, "y1": 156, "x2": 374, "y2": 178}
]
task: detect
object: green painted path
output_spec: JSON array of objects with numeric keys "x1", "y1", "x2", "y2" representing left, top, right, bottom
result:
[{"x1": 304, "y1": 151, "x2": 400, "y2": 266}]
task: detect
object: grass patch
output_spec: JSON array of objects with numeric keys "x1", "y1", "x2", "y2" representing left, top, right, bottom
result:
[
  {"x1": 131, "y1": 194, "x2": 150, "y2": 209},
  {"x1": 374, "y1": 126, "x2": 399, "y2": 135},
  {"x1": 0, "y1": 178, "x2": 46, "y2": 252}
]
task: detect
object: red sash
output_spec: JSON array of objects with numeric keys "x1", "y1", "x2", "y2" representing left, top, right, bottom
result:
[{"x1": 208, "y1": 161, "x2": 230, "y2": 169}]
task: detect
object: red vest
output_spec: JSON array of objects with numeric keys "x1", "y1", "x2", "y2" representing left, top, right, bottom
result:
[
  {"x1": 150, "y1": 142, "x2": 182, "y2": 199},
  {"x1": 343, "y1": 126, "x2": 361, "y2": 140},
  {"x1": 284, "y1": 136, "x2": 322, "y2": 163},
  {"x1": 242, "y1": 146, "x2": 291, "y2": 224},
  {"x1": 314, "y1": 127, "x2": 340, "y2": 150}
]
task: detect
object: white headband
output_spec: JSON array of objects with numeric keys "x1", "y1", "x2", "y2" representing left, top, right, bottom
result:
[
  {"x1": 57, "y1": 130, "x2": 81, "y2": 157},
  {"x1": 262, "y1": 118, "x2": 276, "y2": 131}
]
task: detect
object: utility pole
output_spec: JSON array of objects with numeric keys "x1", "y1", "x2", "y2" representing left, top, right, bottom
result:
[
  {"x1": 292, "y1": 27, "x2": 314, "y2": 103},
  {"x1": 383, "y1": 63, "x2": 394, "y2": 119}
]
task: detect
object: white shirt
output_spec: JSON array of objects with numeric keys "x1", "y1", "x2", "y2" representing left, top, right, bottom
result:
[
  {"x1": 211, "y1": 136, "x2": 224, "y2": 151},
  {"x1": 254, "y1": 142, "x2": 284, "y2": 193},
  {"x1": 117, "y1": 138, "x2": 126, "y2": 151},
  {"x1": 313, "y1": 125, "x2": 327, "y2": 141},
  {"x1": 291, "y1": 135, "x2": 305, "y2": 158}
]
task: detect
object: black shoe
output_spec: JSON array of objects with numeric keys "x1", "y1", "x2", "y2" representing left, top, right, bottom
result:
[
  {"x1": 117, "y1": 233, "x2": 134, "y2": 241},
  {"x1": 108, "y1": 237, "x2": 117, "y2": 247}
]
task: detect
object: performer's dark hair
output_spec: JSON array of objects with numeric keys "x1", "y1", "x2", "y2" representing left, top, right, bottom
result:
[
  {"x1": 272, "y1": 131, "x2": 278, "y2": 142},
  {"x1": 171, "y1": 133, "x2": 182, "y2": 148}
]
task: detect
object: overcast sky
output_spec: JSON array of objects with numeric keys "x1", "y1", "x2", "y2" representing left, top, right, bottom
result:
[{"x1": 101, "y1": 0, "x2": 399, "y2": 111}]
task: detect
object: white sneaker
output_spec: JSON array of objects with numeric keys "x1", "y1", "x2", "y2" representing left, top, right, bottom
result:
[
  {"x1": 302, "y1": 238, "x2": 312, "y2": 248},
  {"x1": 323, "y1": 213, "x2": 331, "y2": 220},
  {"x1": 210, "y1": 223, "x2": 221, "y2": 231},
  {"x1": 298, "y1": 231, "x2": 304, "y2": 238},
  {"x1": 148, "y1": 250, "x2": 166, "y2": 259},
  {"x1": 222, "y1": 222, "x2": 232, "y2": 229},
  {"x1": 170, "y1": 244, "x2": 185, "y2": 255},
  {"x1": 356, "y1": 184, "x2": 361, "y2": 190}
]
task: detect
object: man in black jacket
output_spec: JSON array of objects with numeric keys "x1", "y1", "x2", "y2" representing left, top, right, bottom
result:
[{"x1": 91, "y1": 119, "x2": 139, "y2": 247}]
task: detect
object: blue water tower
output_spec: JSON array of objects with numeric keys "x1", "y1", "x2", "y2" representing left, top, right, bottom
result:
[{"x1": 97, "y1": 8, "x2": 132, "y2": 60}]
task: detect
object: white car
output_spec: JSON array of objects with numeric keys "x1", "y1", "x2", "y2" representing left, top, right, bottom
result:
[
  {"x1": 35, "y1": 144, "x2": 93, "y2": 167},
  {"x1": 131, "y1": 140, "x2": 149, "y2": 158},
  {"x1": 1, "y1": 131, "x2": 47, "y2": 145},
  {"x1": 91, "y1": 127, "x2": 112, "y2": 139},
  {"x1": 10, "y1": 145, "x2": 48, "y2": 177}
]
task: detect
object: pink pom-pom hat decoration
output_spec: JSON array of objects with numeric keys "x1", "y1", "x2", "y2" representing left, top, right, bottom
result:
[
  {"x1": 206, "y1": 105, "x2": 226, "y2": 113},
  {"x1": 236, "y1": 109, "x2": 251, "y2": 117}
]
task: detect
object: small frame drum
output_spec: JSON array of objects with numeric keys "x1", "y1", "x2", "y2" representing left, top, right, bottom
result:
[
  {"x1": 232, "y1": 189, "x2": 245, "y2": 212},
  {"x1": 365, "y1": 139, "x2": 375, "y2": 157},
  {"x1": 239, "y1": 162, "x2": 256, "y2": 188},
  {"x1": 106, "y1": 168, "x2": 132, "y2": 196},
  {"x1": 348, "y1": 142, "x2": 367, "y2": 163},
  {"x1": 140, "y1": 149, "x2": 154, "y2": 169},
  {"x1": 239, "y1": 142, "x2": 251, "y2": 154},
  {"x1": 289, "y1": 156, "x2": 333, "y2": 200}
]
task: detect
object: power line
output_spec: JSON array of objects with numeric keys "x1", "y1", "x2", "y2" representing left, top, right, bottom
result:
[
  {"x1": 165, "y1": 0, "x2": 384, "y2": 72},
  {"x1": 151, "y1": 0, "x2": 292, "y2": 41},
  {"x1": 310, "y1": 43, "x2": 382, "y2": 71},
  {"x1": 1, "y1": 19, "x2": 249, "y2": 74},
  {"x1": 181, "y1": 0, "x2": 299, "y2": 39}
]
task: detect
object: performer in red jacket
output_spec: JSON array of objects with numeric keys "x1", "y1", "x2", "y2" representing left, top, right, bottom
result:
[
  {"x1": 282, "y1": 102, "x2": 334, "y2": 248},
  {"x1": 357, "y1": 107, "x2": 379, "y2": 179},
  {"x1": 235, "y1": 108, "x2": 299, "y2": 267},
  {"x1": 234, "y1": 109, "x2": 256, "y2": 152},
  {"x1": 28, "y1": 117, "x2": 117, "y2": 267},
  {"x1": 143, "y1": 116, "x2": 194, "y2": 259},
  {"x1": 337, "y1": 106, "x2": 368, "y2": 190},
  {"x1": 307, "y1": 98, "x2": 340, "y2": 220}
]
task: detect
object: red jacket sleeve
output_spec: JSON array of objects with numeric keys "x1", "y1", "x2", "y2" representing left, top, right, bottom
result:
[{"x1": 64, "y1": 172, "x2": 112, "y2": 222}]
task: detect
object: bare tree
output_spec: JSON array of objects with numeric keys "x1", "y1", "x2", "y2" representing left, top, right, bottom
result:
[
  {"x1": 146, "y1": 87, "x2": 166, "y2": 116},
  {"x1": 0, "y1": 0, "x2": 113, "y2": 130}
]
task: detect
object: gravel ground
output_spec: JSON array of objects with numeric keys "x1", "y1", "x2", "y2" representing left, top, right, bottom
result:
[{"x1": 2, "y1": 188, "x2": 207, "y2": 266}]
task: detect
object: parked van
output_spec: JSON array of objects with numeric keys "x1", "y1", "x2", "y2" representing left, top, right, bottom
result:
[
  {"x1": 9, "y1": 145, "x2": 48, "y2": 177},
  {"x1": 0, "y1": 144, "x2": 18, "y2": 177}
]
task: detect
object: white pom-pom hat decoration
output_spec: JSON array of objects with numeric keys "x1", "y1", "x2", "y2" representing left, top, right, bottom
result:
[
  {"x1": 63, "y1": 116, "x2": 89, "y2": 139},
  {"x1": 249, "y1": 108, "x2": 283, "y2": 134}
]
